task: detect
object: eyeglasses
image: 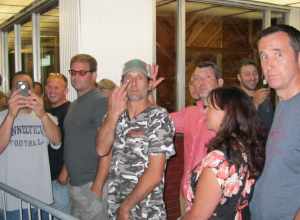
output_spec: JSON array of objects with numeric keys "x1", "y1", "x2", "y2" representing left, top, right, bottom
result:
[{"x1": 68, "y1": 69, "x2": 93, "y2": 77}]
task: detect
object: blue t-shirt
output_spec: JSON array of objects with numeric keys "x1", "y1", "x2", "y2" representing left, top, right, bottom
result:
[{"x1": 250, "y1": 92, "x2": 300, "y2": 220}]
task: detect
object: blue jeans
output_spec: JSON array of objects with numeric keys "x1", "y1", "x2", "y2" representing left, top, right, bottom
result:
[{"x1": 51, "y1": 180, "x2": 70, "y2": 214}]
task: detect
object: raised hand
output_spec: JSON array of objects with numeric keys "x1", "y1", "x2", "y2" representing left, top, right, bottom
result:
[
  {"x1": 253, "y1": 88, "x2": 270, "y2": 108},
  {"x1": 108, "y1": 80, "x2": 130, "y2": 118},
  {"x1": 26, "y1": 91, "x2": 46, "y2": 118},
  {"x1": 8, "y1": 90, "x2": 28, "y2": 119},
  {"x1": 149, "y1": 64, "x2": 164, "y2": 90}
]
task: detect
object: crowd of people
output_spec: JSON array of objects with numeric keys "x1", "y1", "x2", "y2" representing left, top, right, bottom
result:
[{"x1": 0, "y1": 24, "x2": 299, "y2": 220}]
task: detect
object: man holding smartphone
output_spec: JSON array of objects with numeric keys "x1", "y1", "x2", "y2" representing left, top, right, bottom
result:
[
  {"x1": 237, "y1": 59, "x2": 274, "y2": 132},
  {"x1": 0, "y1": 72, "x2": 61, "y2": 219}
]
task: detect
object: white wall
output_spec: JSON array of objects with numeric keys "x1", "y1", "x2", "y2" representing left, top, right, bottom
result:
[
  {"x1": 59, "y1": 0, "x2": 155, "y2": 100},
  {"x1": 59, "y1": 0, "x2": 80, "y2": 100},
  {"x1": 79, "y1": 0, "x2": 154, "y2": 85}
]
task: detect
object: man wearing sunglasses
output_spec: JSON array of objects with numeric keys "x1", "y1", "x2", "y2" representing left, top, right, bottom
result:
[{"x1": 63, "y1": 54, "x2": 109, "y2": 220}]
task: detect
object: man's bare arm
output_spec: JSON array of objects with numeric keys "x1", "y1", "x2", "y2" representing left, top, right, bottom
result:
[
  {"x1": 0, "y1": 114, "x2": 14, "y2": 153},
  {"x1": 117, "y1": 154, "x2": 166, "y2": 218},
  {"x1": 90, "y1": 151, "x2": 112, "y2": 197},
  {"x1": 0, "y1": 91, "x2": 27, "y2": 152}
]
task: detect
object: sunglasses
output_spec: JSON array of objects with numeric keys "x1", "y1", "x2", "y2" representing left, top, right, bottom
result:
[{"x1": 68, "y1": 69, "x2": 93, "y2": 77}]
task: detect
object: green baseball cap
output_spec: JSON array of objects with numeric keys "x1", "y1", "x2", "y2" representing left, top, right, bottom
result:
[{"x1": 122, "y1": 59, "x2": 149, "y2": 78}]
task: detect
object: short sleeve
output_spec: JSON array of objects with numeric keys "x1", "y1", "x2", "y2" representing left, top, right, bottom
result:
[
  {"x1": 186, "y1": 150, "x2": 227, "y2": 208},
  {"x1": 192, "y1": 150, "x2": 225, "y2": 185},
  {"x1": 94, "y1": 96, "x2": 108, "y2": 128},
  {"x1": 148, "y1": 108, "x2": 175, "y2": 159},
  {"x1": 197, "y1": 150, "x2": 243, "y2": 199},
  {"x1": 201, "y1": 150, "x2": 230, "y2": 187}
]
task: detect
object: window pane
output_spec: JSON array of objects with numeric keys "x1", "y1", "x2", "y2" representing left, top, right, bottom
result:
[
  {"x1": 21, "y1": 19, "x2": 33, "y2": 79},
  {"x1": 185, "y1": 1, "x2": 264, "y2": 105},
  {"x1": 8, "y1": 31, "x2": 15, "y2": 88},
  {"x1": 271, "y1": 11, "x2": 285, "y2": 25},
  {"x1": 156, "y1": 0, "x2": 177, "y2": 112},
  {"x1": 40, "y1": 6, "x2": 59, "y2": 86}
]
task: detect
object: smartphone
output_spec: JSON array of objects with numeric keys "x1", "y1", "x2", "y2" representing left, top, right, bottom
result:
[{"x1": 16, "y1": 81, "x2": 29, "y2": 96}]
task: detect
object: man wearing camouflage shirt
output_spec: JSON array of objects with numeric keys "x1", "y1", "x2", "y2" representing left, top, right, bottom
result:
[{"x1": 96, "y1": 59, "x2": 175, "y2": 220}]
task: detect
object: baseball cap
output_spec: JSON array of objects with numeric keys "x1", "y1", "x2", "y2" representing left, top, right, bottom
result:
[{"x1": 122, "y1": 59, "x2": 150, "y2": 78}]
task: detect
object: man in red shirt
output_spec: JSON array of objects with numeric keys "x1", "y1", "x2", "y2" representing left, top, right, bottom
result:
[{"x1": 152, "y1": 61, "x2": 223, "y2": 215}]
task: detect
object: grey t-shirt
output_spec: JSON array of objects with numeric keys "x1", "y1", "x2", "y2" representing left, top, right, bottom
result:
[
  {"x1": 250, "y1": 92, "x2": 300, "y2": 220},
  {"x1": 64, "y1": 89, "x2": 107, "y2": 186},
  {"x1": 0, "y1": 110, "x2": 58, "y2": 211}
]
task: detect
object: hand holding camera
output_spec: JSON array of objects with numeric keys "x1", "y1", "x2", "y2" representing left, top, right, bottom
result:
[
  {"x1": 253, "y1": 87, "x2": 270, "y2": 108},
  {"x1": 26, "y1": 90, "x2": 46, "y2": 119},
  {"x1": 8, "y1": 81, "x2": 45, "y2": 119},
  {"x1": 8, "y1": 87, "x2": 29, "y2": 119},
  {"x1": 16, "y1": 81, "x2": 29, "y2": 96}
]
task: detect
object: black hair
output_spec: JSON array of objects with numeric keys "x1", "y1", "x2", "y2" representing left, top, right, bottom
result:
[
  {"x1": 207, "y1": 86, "x2": 266, "y2": 178},
  {"x1": 197, "y1": 61, "x2": 222, "y2": 79},
  {"x1": 258, "y1": 24, "x2": 300, "y2": 55}
]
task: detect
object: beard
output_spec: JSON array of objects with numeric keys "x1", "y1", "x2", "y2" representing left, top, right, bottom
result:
[
  {"x1": 240, "y1": 80, "x2": 257, "y2": 91},
  {"x1": 128, "y1": 95, "x2": 144, "y2": 101},
  {"x1": 127, "y1": 92, "x2": 148, "y2": 101}
]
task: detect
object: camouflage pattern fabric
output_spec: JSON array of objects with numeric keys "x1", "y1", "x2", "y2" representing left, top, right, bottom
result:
[{"x1": 107, "y1": 106, "x2": 175, "y2": 220}]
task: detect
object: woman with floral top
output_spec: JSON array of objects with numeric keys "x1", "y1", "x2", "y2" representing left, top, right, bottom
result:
[{"x1": 183, "y1": 86, "x2": 266, "y2": 220}]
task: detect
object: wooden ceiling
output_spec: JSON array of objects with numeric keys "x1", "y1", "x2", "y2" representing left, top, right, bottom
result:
[
  {"x1": 157, "y1": 0, "x2": 300, "y2": 8},
  {"x1": 251, "y1": 0, "x2": 300, "y2": 7},
  {"x1": 0, "y1": 0, "x2": 34, "y2": 26},
  {"x1": 157, "y1": 1, "x2": 288, "y2": 19},
  {"x1": 0, "y1": 0, "x2": 295, "y2": 51},
  {"x1": 0, "y1": 0, "x2": 296, "y2": 28},
  {"x1": 0, "y1": 0, "x2": 298, "y2": 28}
]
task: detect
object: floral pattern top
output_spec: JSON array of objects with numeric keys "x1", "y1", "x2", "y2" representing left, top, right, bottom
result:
[{"x1": 187, "y1": 150, "x2": 255, "y2": 220}]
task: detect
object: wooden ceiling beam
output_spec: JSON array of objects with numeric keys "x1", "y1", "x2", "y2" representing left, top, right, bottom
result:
[
  {"x1": 204, "y1": 25, "x2": 222, "y2": 47},
  {"x1": 186, "y1": 16, "x2": 215, "y2": 47},
  {"x1": 187, "y1": 46, "x2": 251, "y2": 55},
  {"x1": 157, "y1": 0, "x2": 175, "y2": 8}
]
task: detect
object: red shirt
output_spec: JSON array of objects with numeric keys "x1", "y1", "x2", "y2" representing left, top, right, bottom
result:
[{"x1": 171, "y1": 101, "x2": 215, "y2": 200}]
